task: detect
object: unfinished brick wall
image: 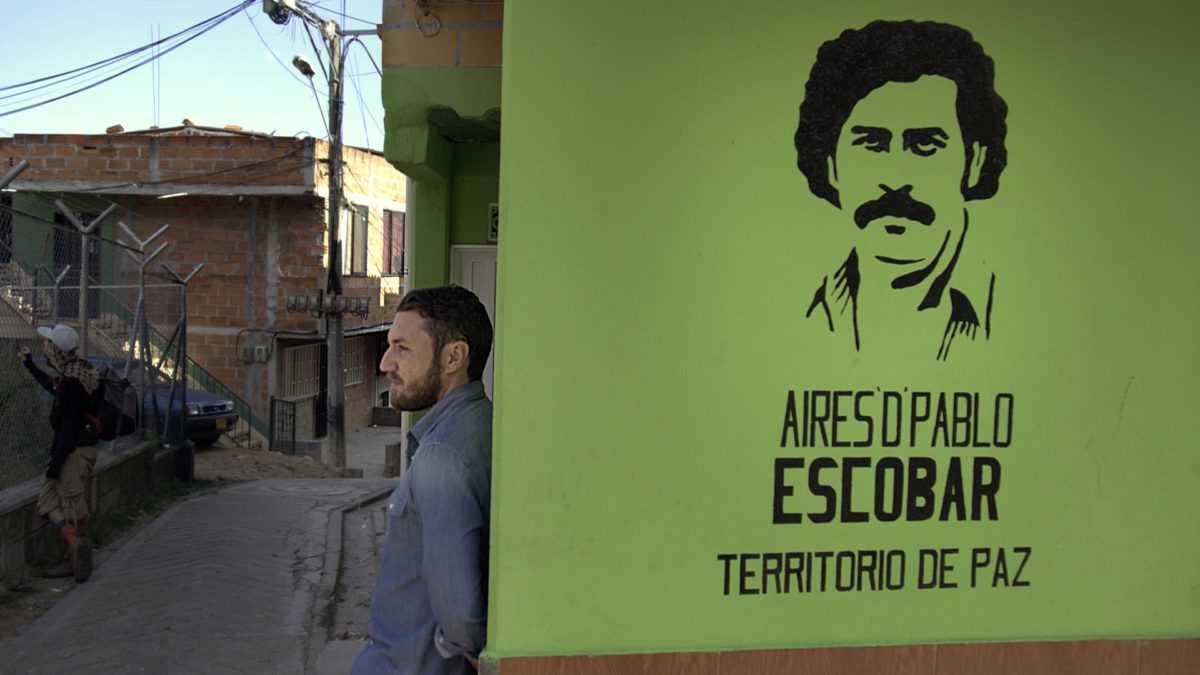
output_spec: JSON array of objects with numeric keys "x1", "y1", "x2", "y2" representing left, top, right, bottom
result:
[
  {"x1": 125, "y1": 195, "x2": 399, "y2": 431},
  {"x1": 381, "y1": 0, "x2": 503, "y2": 68},
  {"x1": 2, "y1": 129, "x2": 408, "y2": 439},
  {"x1": 315, "y1": 141, "x2": 408, "y2": 327},
  {"x1": 344, "y1": 336, "x2": 386, "y2": 430},
  {"x1": 312, "y1": 142, "x2": 407, "y2": 199},
  {"x1": 108, "y1": 194, "x2": 328, "y2": 427},
  {"x1": 110, "y1": 194, "x2": 397, "y2": 435},
  {"x1": 0, "y1": 134, "x2": 313, "y2": 188}
]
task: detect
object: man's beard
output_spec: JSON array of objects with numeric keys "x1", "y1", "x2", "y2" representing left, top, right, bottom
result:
[{"x1": 389, "y1": 358, "x2": 443, "y2": 412}]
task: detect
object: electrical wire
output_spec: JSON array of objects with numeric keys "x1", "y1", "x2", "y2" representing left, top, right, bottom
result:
[
  {"x1": 347, "y1": 37, "x2": 383, "y2": 76},
  {"x1": 0, "y1": 2, "x2": 254, "y2": 119},
  {"x1": 0, "y1": 201, "x2": 140, "y2": 253},
  {"x1": 17, "y1": 143, "x2": 314, "y2": 249},
  {"x1": 242, "y1": 6, "x2": 311, "y2": 88},
  {"x1": 347, "y1": 53, "x2": 381, "y2": 146},
  {"x1": 300, "y1": 2, "x2": 377, "y2": 26},
  {"x1": 307, "y1": 79, "x2": 332, "y2": 138},
  {"x1": 300, "y1": 21, "x2": 330, "y2": 86},
  {"x1": 65, "y1": 146, "x2": 308, "y2": 193},
  {"x1": 0, "y1": 1, "x2": 251, "y2": 94}
]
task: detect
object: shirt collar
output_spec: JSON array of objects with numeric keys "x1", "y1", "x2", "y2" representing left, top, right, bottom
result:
[{"x1": 410, "y1": 380, "x2": 487, "y2": 444}]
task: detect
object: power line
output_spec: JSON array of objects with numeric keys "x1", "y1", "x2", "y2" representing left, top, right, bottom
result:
[
  {"x1": 307, "y1": 79, "x2": 332, "y2": 138},
  {"x1": 16, "y1": 154, "x2": 314, "y2": 246},
  {"x1": 0, "y1": 2, "x2": 254, "y2": 119},
  {"x1": 0, "y1": 201, "x2": 140, "y2": 253},
  {"x1": 72, "y1": 146, "x2": 308, "y2": 193},
  {"x1": 300, "y1": 2, "x2": 377, "y2": 26},
  {"x1": 0, "y1": 2, "x2": 251, "y2": 95},
  {"x1": 242, "y1": 7, "x2": 311, "y2": 88},
  {"x1": 347, "y1": 52, "x2": 381, "y2": 147},
  {"x1": 347, "y1": 37, "x2": 383, "y2": 76},
  {"x1": 300, "y1": 21, "x2": 329, "y2": 86}
]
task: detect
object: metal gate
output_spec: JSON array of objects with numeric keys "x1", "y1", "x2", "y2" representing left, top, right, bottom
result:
[{"x1": 269, "y1": 397, "x2": 297, "y2": 455}]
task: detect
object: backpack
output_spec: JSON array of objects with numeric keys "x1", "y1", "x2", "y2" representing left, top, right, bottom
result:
[{"x1": 84, "y1": 365, "x2": 137, "y2": 442}]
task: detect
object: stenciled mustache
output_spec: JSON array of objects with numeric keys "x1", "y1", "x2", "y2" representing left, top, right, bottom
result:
[{"x1": 853, "y1": 191, "x2": 936, "y2": 230}]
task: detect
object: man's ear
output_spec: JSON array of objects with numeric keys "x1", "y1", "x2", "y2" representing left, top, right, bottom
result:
[
  {"x1": 826, "y1": 155, "x2": 839, "y2": 189},
  {"x1": 442, "y1": 340, "x2": 470, "y2": 376},
  {"x1": 966, "y1": 142, "x2": 987, "y2": 191}
]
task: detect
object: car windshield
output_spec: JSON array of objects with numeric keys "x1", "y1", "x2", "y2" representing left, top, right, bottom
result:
[{"x1": 93, "y1": 359, "x2": 174, "y2": 389}]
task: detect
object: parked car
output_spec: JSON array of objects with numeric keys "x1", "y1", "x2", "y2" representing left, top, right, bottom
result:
[
  {"x1": 30, "y1": 356, "x2": 239, "y2": 448},
  {"x1": 102, "y1": 358, "x2": 239, "y2": 449}
]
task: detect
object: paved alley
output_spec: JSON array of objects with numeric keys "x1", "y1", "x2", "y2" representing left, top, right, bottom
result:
[{"x1": 2, "y1": 479, "x2": 394, "y2": 675}]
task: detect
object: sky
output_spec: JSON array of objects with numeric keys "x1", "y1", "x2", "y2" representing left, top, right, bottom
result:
[{"x1": 0, "y1": 0, "x2": 385, "y2": 150}]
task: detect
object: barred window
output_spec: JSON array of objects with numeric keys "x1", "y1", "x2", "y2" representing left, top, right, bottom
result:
[
  {"x1": 341, "y1": 205, "x2": 369, "y2": 276},
  {"x1": 281, "y1": 343, "x2": 321, "y2": 399},
  {"x1": 383, "y1": 209, "x2": 405, "y2": 275},
  {"x1": 344, "y1": 336, "x2": 365, "y2": 386}
]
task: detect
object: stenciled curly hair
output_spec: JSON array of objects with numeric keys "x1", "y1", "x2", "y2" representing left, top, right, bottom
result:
[{"x1": 794, "y1": 20, "x2": 1008, "y2": 207}]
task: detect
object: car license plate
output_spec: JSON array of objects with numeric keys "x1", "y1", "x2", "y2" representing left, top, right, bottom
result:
[{"x1": 216, "y1": 418, "x2": 228, "y2": 430}]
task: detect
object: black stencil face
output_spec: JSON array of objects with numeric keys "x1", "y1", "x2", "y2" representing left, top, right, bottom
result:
[
  {"x1": 836, "y1": 77, "x2": 965, "y2": 286},
  {"x1": 795, "y1": 20, "x2": 1008, "y2": 360}
]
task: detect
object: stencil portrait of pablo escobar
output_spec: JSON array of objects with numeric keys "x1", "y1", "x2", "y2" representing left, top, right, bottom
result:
[{"x1": 795, "y1": 20, "x2": 1009, "y2": 360}]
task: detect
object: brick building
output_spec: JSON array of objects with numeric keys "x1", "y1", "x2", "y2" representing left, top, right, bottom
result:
[{"x1": 0, "y1": 124, "x2": 407, "y2": 447}]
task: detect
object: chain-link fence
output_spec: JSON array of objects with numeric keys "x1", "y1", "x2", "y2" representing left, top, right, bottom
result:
[
  {"x1": 0, "y1": 307, "x2": 54, "y2": 489},
  {"x1": 0, "y1": 193, "x2": 175, "y2": 489},
  {"x1": 0, "y1": 160, "x2": 276, "y2": 489}
]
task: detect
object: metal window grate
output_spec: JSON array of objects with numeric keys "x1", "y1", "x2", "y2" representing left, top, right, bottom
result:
[
  {"x1": 341, "y1": 204, "x2": 369, "y2": 276},
  {"x1": 344, "y1": 336, "x2": 365, "y2": 386},
  {"x1": 282, "y1": 343, "x2": 321, "y2": 399},
  {"x1": 383, "y1": 209, "x2": 405, "y2": 276}
]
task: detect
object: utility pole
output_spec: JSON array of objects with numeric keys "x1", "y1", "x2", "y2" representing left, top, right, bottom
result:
[
  {"x1": 323, "y1": 19, "x2": 348, "y2": 471},
  {"x1": 265, "y1": 0, "x2": 375, "y2": 470}
]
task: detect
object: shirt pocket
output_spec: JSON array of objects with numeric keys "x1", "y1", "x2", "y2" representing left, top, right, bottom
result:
[{"x1": 385, "y1": 480, "x2": 412, "y2": 531}]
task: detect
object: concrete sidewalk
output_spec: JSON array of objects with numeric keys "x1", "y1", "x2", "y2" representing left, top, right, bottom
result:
[
  {"x1": 346, "y1": 425, "x2": 405, "y2": 479},
  {"x1": 2, "y1": 479, "x2": 395, "y2": 675}
]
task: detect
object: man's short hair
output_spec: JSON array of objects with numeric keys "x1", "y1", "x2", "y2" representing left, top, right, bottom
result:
[
  {"x1": 794, "y1": 20, "x2": 1009, "y2": 207},
  {"x1": 396, "y1": 285, "x2": 494, "y2": 382}
]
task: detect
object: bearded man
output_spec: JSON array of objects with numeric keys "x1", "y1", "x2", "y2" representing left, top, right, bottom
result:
[{"x1": 353, "y1": 285, "x2": 495, "y2": 675}]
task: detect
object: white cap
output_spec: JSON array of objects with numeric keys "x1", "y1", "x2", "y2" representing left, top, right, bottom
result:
[{"x1": 37, "y1": 324, "x2": 79, "y2": 353}]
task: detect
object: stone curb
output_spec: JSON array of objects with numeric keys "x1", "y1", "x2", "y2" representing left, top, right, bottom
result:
[{"x1": 304, "y1": 481, "x2": 396, "y2": 675}]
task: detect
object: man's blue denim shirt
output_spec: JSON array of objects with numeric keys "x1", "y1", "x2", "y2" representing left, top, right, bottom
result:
[{"x1": 352, "y1": 380, "x2": 493, "y2": 675}]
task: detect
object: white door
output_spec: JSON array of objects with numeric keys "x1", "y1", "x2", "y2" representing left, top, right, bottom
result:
[{"x1": 450, "y1": 246, "x2": 498, "y2": 399}]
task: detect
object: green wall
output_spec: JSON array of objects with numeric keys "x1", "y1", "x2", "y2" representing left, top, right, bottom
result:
[
  {"x1": 451, "y1": 143, "x2": 500, "y2": 246},
  {"x1": 405, "y1": 144, "x2": 499, "y2": 290},
  {"x1": 382, "y1": 66, "x2": 500, "y2": 289},
  {"x1": 408, "y1": 178, "x2": 451, "y2": 291},
  {"x1": 489, "y1": 0, "x2": 1200, "y2": 659}
]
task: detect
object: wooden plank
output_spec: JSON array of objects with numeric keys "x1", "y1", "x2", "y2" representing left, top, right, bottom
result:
[
  {"x1": 1140, "y1": 638, "x2": 1200, "y2": 675},
  {"x1": 936, "y1": 640, "x2": 1137, "y2": 675},
  {"x1": 499, "y1": 653, "x2": 719, "y2": 675},
  {"x1": 497, "y1": 639, "x2": 1200, "y2": 674},
  {"x1": 721, "y1": 646, "x2": 935, "y2": 674}
]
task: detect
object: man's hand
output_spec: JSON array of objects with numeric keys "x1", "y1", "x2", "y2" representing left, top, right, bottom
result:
[
  {"x1": 466, "y1": 655, "x2": 480, "y2": 671},
  {"x1": 18, "y1": 346, "x2": 31, "y2": 363}
]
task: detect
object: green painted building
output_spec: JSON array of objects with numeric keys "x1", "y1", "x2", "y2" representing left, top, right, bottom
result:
[{"x1": 382, "y1": 1, "x2": 1200, "y2": 671}]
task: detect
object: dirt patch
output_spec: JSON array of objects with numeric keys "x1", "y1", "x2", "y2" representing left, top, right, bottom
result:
[
  {"x1": 195, "y1": 446, "x2": 341, "y2": 482},
  {"x1": 0, "y1": 577, "x2": 72, "y2": 642}
]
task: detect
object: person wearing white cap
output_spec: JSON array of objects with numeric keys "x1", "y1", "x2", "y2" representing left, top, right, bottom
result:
[{"x1": 19, "y1": 323, "x2": 100, "y2": 583}]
